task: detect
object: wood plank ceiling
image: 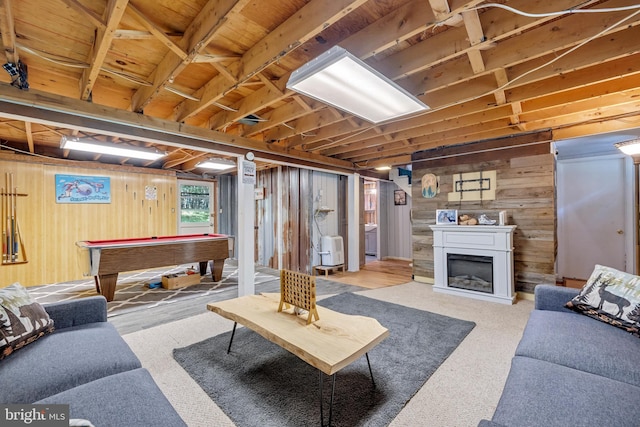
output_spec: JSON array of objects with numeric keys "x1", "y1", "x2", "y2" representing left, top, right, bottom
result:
[{"x1": 0, "y1": 0, "x2": 639, "y2": 174}]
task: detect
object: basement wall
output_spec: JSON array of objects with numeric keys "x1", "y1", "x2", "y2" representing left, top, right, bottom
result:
[
  {"x1": 0, "y1": 153, "x2": 177, "y2": 287},
  {"x1": 411, "y1": 132, "x2": 556, "y2": 294}
]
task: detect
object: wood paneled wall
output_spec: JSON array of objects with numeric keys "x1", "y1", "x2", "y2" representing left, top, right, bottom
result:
[
  {"x1": 411, "y1": 132, "x2": 556, "y2": 294},
  {"x1": 1, "y1": 154, "x2": 177, "y2": 287},
  {"x1": 380, "y1": 181, "x2": 413, "y2": 260},
  {"x1": 256, "y1": 166, "x2": 314, "y2": 273}
]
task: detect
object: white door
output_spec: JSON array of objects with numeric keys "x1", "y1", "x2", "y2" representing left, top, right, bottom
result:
[
  {"x1": 178, "y1": 180, "x2": 215, "y2": 235},
  {"x1": 557, "y1": 156, "x2": 629, "y2": 279}
]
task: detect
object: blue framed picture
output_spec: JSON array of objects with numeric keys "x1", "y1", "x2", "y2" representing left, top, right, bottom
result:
[{"x1": 55, "y1": 174, "x2": 111, "y2": 204}]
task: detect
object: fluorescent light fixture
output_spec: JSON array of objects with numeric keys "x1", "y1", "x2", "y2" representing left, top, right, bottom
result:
[
  {"x1": 61, "y1": 136, "x2": 166, "y2": 161},
  {"x1": 197, "y1": 158, "x2": 236, "y2": 170},
  {"x1": 287, "y1": 46, "x2": 429, "y2": 124},
  {"x1": 375, "y1": 166, "x2": 392, "y2": 171},
  {"x1": 614, "y1": 139, "x2": 640, "y2": 155}
]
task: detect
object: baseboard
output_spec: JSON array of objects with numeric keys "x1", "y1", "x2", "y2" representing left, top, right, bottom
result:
[
  {"x1": 414, "y1": 275, "x2": 434, "y2": 284},
  {"x1": 518, "y1": 292, "x2": 534, "y2": 302}
]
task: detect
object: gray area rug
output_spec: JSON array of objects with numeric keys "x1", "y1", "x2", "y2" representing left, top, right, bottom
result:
[{"x1": 173, "y1": 292, "x2": 476, "y2": 427}]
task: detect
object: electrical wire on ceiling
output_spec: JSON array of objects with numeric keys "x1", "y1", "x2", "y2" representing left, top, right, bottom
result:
[
  {"x1": 165, "y1": 86, "x2": 200, "y2": 101},
  {"x1": 468, "y1": 3, "x2": 640, "y2": 18},
  {"x1": 17, "y1": 42, "x2": 153, "y2": 86},
  {"x1": 314, "y1": 2, "x2": 640, "y2": 160}
]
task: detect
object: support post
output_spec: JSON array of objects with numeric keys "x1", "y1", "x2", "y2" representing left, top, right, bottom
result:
[
  {"x1": 237, "y1": 155, "x2": 256, "y2": 296},
  {"x1": 347, "y1": 173, "x2": 360, "y2": 272}
]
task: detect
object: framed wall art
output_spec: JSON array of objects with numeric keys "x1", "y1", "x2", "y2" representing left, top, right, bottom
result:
[{"x1": 394, "y1": 190, "x2": 406, "y2": 205}]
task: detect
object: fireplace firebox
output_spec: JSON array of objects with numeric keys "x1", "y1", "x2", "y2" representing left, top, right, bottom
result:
[{"x1": 447, "y1": 253, "x2": 493, "y2": 293}]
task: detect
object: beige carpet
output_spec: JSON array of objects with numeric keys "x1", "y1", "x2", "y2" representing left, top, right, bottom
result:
[{"x1": 121, "y1": 282, "x2": 534, "y2": 427}]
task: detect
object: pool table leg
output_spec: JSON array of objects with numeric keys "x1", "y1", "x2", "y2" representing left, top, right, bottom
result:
[
  {"x1": 210, "y1": 259, "x2": 225, "y2": 282},
  {"x1": 95, "y1": 273, "x2": 118, "y2": 302},
  {"x1": 198, "y1": 261, "x2": 208, "y2": 276}
]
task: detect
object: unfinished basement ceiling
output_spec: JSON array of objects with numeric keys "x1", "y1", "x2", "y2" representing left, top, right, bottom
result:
[{"x1": 0, "y1": 0, "x2": 639, "y2": 173}]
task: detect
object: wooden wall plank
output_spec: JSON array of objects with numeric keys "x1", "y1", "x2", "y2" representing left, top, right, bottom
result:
[
  {"x1": 411, "y1": 135, "x2": 556, "y2": 294},
  {"x1": 1, "y1": 155, "x2": 177, "y2": 286}
]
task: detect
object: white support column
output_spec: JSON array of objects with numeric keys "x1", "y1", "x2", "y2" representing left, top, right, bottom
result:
[
  {"x1": 347, "y1": 173, "x2": 360, "y2": 272},
  {"x1": 237, "y1": 155, "x2": 255, "y2": 296}
]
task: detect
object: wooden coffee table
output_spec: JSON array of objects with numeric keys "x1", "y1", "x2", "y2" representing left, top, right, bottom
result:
[{"x1": 207, "y1": 293, "x2": 389, "y2": 426}]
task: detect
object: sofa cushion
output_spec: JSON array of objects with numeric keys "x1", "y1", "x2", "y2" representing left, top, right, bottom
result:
[
  {"x1": 0, "y1": 283, "x2": 54, "y2": 360},
  {"x1": 0, "y1": 322, "x2": 141, "y2": 403},
  {"x1": 492, "y1": 356, "x2": 640, "y2": 427},
  {"x1": 566, "y1": 264, "x2": 640, "y2": 336},
  {"x1": 515, "y1": 309, "x2": 640, "y2": 387},
  {"x1": 36, "y1": 368, "x2": 186, "y2": 427}
]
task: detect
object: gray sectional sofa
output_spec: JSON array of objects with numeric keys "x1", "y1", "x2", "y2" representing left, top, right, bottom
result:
[
  {"x1": 0, "y1": 296, "x2": 186, "y2": 426},
  {"x1": 480, "y1": 285, "x2": 640, "y2": 427}
]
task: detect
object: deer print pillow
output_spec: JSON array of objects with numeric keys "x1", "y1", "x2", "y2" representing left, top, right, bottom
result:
[
  {"x1": 566, "y1": 265, "x2": 640, "y2": 337},
  {"x1": 0, "y1": 283, "x2": 54, "y2": 360}
]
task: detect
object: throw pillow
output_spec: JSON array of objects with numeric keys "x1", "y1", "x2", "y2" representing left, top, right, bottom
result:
[
  {"x1": 0, "y1": 283, "x2": 54, "y2": 360},
  {"x1": 566, "y1": 265, "x2": 640, "y2": 337}
]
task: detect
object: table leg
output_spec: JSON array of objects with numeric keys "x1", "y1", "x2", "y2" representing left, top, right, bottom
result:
[
  {"x1": 210, "y1": 259, "x2": 225, "y2": 281},
  {"x1": 227, "y1": 322, "x2": 237, "y2": 354},
  {"x1": 95, "y1": 273, "x2": 118, "y2": 302},
  {"x1": 198, "y1": 261, "x2": 208, "y2": 276},
  {"x1": 366, "y1": 353, "x2": 376, "y2": 388},
  {"x1": 319, "y1": 371, "x2": 337, "y2": 427}
]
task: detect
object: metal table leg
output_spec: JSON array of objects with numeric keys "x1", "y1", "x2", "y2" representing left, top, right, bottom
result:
[
  {"x1": 319, "y1": 370, "x2": 337, "y2": 427},
  {"x1": 226, "y1": 322, "x2": 237, "y2": 354},
  {"x1": 319, "y1": 352, "x2": 376, "y2": 426}
]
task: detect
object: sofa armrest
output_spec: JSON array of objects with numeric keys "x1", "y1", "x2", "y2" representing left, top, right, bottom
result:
[
  {"x1": 44, "y1": 296, "x2": 107, "y2": 329},
  {"x1": 534, "y1": 284, "x2": 579, "y2": 312}
]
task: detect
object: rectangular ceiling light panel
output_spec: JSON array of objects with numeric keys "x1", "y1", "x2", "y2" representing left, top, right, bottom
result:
[
  {"x1": 61, "y1": 136, "x2": 166, "y2": 161},
  {"x1": 197, "y1": 159, "x2": 236, "y2": 170},
  {"x1": 287, "y1": 46, "x2": 429, "y2": 124}
]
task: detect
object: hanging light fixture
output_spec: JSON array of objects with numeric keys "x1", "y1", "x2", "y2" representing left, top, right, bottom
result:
[
  {"x1": 60, "y1": 136, "x2": 166, "y2": 161},
  {"x1": 287, "y1": 46, "x2": 429, "y2": 124}
]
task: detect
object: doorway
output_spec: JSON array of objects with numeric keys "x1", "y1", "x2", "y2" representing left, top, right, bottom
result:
[
  {"x1": 557, "y1": 155, "x2": 633, "y2": 280},
  {"x1": 177, "y1": 179, "x2": 216, "y2": 235},
  {"x1": 364, "y1": 179, "x2": 378, "y2": 263}
]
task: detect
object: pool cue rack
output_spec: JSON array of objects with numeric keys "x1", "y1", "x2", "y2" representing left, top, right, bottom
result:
[{"x1": 1, "y1": 172, "x2": 28, "y2": 265}]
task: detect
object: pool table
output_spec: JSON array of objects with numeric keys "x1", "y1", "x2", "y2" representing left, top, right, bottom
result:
[{"x1": 76, "y1": 234, "x2": 232, "y2": 302}]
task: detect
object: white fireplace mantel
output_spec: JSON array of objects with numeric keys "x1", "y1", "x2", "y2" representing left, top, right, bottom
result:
[{"x1": 429, "y1": 225, "x2": 517, "y2": 304}]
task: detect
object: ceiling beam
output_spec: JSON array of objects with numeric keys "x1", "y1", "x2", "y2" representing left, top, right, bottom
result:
[
  {"x1": 59, "y1": 0, "x2": 106, "y2": 31},
  {"x1": 0, "y1": 0, "x2": 17, "y2": 64},
  {"x1": 127, "y1": 3, "x2": 187, "y2": 61},
  {"x1": 174, "y1": 0, "x2": 369, "y2": 122},
  {"x1": 0, "y1": 83, "x2": 355, "y2": 171},
  {"x1": 79, "y1": 0, "x2": 129, "y2": 101},
  {"x1": 131, "y1": 0, "x2": 252, "y2": 113}
]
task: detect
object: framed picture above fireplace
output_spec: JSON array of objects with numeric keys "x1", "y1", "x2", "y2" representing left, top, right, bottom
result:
[{"x1": 436, "y1": 209, "x2": 458, "y2": 225}]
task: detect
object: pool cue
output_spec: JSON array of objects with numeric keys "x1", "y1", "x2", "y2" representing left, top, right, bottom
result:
[
  {"x1": 7, "y1": 173, "x2": 13, "y2": 262},
  {"x1": 11, "y1": 174, "x2": 18, "y2": 261},
  {"x1": 1, "y1": 183, "x2": 5, "y2": 262},
  {"x1": 4, "y1": 172, "x2": 10, "y2": 263},
  {"x1": 7, "y1": 172, "x2": 15, "y2": 262}
]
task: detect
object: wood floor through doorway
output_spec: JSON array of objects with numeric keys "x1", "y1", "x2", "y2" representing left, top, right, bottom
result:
[{"x1": 325, "y1": 259, "x2": 412, "y2": 289}]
